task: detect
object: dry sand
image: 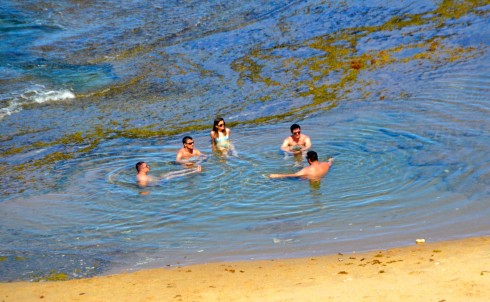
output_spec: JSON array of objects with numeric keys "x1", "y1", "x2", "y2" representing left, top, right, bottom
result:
[{"x1": 1, "y1": 236, "x2": 490, "y2": 302}]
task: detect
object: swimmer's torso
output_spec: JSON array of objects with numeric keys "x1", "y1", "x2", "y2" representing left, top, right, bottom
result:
[
  {"x1": 212, "y1": 129, "x2": 230, "y2": 148},
  {"x1": 287, "y1": 135, "x2": 308, "y2": 150},
  {"x1": 215, "y1": 133, "x2": 230, "y2": 147}
]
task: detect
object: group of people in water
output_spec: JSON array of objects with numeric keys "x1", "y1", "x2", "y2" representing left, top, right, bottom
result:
[{"x1": 136, "y1": 118, "x2": 334, "y2": 187}]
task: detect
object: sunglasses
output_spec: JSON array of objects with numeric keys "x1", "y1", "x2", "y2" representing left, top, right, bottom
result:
[
  {"x1": 292, "y1": 130, "x2": 301, "y2": 135},
  {"x1": 217, "y1": 123, "x2": 225, "y2": 127},
  {"x1": 186, "y1": 141, "x2": 194, "y2": 145}
]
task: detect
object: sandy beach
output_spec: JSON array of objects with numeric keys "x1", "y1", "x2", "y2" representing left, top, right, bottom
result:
[{"x1": 1, "y1": 236, "x2": 489, "y2": 301}]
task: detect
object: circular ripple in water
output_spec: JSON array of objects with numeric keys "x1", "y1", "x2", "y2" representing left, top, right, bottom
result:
[{"x1": 1, "y1": 64, "x2": 489, "y2": 279}]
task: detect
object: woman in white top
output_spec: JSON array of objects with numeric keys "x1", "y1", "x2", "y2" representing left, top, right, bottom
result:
[{"x1": 210, "y1": 117, "x2": 237, "y2": 156}]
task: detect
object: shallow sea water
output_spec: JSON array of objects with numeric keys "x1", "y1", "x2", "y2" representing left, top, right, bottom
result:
[{"x1": 0, "y1": 0, "x2": 489, "y2": 281}]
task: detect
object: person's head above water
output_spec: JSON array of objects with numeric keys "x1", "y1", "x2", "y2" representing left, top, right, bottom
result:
[
  {"x1": 306, "y1": 151, "x2": 318, "y2": 162},
  {"x1": 212, "y1": 117, "x2": 226, "y2": 133},
  {"x1": 136, "y1": 161, "x2": 145, "y2": 172},
  {"x1": 182, "y1": 136, "x2": 193, "y2": 145},
  {"x1": 136, "y1": 161, "x2": 149, "y2": 173},
  {"x1": 290, "y1": 123, "x2": 301, "y2": 134}
]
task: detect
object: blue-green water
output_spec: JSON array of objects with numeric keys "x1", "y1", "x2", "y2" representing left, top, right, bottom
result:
[{"x1": 1, "y1": 0, "x2": 489, "y2": 281}]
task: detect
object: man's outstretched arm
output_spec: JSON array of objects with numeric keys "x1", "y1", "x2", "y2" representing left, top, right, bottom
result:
[{"x1": 269, "y1": 168, "x2": 307, "y2": 179}]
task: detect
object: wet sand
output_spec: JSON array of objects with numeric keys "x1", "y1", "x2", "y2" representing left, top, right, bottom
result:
[{"x1": 1, "y1": 236, "x2": 489, "y2": 302}]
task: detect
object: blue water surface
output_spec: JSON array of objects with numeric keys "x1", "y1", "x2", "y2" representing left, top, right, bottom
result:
[{"x1": 0, "y1": 0, "x2": 489, "y2": 281}]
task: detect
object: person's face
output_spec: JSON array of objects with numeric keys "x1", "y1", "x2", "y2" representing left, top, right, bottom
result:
[
  {"x1": 185, "y1": 139, "x2": 195, "y2": 149},
  {"x1": 217, "y1": 121, "x2": 225, "y2": 129},
  {"x1": 292, "y1": 128, "x2": 301, "y2": 137},
  {"x1": 142, "y1": 163, "x2": 150, "y2": 172}
]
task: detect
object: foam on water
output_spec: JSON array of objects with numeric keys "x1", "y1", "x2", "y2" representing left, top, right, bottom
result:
[{"x1": 0, "y1": 85, "x2": 75, "y2": 119}]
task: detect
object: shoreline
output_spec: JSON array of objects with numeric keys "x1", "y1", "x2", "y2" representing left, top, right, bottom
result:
[{"x1": 1, "y1": 236, "x2": 489, "y2": 301}]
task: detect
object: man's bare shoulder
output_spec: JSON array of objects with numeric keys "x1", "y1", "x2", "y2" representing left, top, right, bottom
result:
[
  {"x1": 301, "y1": 134, "x2": 311, "y2": 142},
  {"x1": 177, "y1": 148, "x2": 189, "y2": 156},
  {"x1": 320, "y1": 161, "x2": 332, "y2": 167}
]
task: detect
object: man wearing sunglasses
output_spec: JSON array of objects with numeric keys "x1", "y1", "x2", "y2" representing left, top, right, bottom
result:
[
  {"x1": 280, "y1": 124, "x2": 312, "y2": 155},
  {"x1": 176, "y1": 136, "x2": 206, "y2": 168}
]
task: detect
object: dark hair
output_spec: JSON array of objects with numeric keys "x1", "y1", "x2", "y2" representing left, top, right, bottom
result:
[
  {"x1": 306, "y1": 151, "x2": 318, "y2": 162},
  {"x1": 212, "y1": 117, "x2": 226, "y2": 138},
  {"x1": 182, "y1": 136, "x2": 193, "y2": 144},
  {"x1": 290, "y1": 124, "x2": 301, "y2": 133},
  {"x1": 136, "y1": 161, "x2": 145, "y2": 172}
]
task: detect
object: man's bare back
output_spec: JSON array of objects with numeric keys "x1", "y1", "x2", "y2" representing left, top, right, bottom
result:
[{"x1": 269, "y1": 151, "x2": 333, "y2": 180}]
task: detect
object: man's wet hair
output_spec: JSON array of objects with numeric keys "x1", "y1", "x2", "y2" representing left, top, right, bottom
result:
[
  {"x1": 136, "y1": 161, "x2": 145, "y2": 172},
  {"x1": 290, "y1": 123, "x2": 301, "y2": 133},
  {"x1": 182, "y1": 136, "x2": 193, "y2": 144},
  {"x1": 306, "y1": 151, "x2": 318, "y2": 162}
]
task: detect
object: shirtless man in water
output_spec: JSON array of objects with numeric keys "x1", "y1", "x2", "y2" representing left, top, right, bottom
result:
[
  {"x1": 176, "y1": 136, "x2": 206, "y2": 168},
  {"x1": 136, "y1": 161, "x2": 157, "y2": 187},
  {"x1": 136, "y1": 161, "x2": 201, "y2": 187},
  {"x1": 280, "y1": 124, "x2": 312, "y2": 155},
  {"x1": 269, "y1": 151, "x2": 333, "y2": 180}
]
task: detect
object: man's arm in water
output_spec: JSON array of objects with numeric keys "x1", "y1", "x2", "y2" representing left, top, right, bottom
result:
[
  {"x1": 269, "y1": 158, "x2": 334, "y2": 179},
  {"x1": 269, "y1": 167, "x2": 308, "y2": 179}
]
